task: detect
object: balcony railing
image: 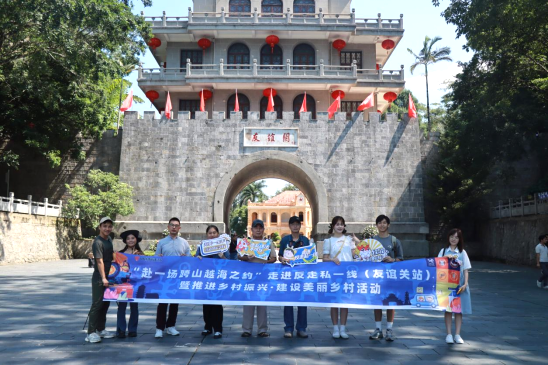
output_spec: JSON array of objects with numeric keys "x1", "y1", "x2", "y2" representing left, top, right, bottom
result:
[
  {"x1": 138, "y1": 61, "x2": 404, "y2": 82},
  {"x1": 1, "y1": 193, "x2": 65, "y2": 218},
  {"x1": 143, "y1": 9, "x2": 403, "y2": 30},
  {"x1": 489, "y1": 194, "x2": 548, "y2": 219}
]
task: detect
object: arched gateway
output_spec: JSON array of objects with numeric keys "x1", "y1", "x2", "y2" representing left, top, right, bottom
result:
[{"x1": 213, "y1": 151, "x2": 328, "y2": 235}]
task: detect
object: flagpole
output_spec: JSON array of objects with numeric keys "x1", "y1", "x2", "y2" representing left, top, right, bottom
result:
[{"x1": 115, "y1": 71, "x2": 124, "y2": 135}]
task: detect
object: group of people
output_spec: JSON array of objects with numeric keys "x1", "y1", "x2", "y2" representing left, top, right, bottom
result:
[{"x1": 85, "y1": 214, "x2": 472, "y2": 346}]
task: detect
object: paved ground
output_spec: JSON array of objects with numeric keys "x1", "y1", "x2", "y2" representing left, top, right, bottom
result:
[{"x1": 0, "y1": 260, "x2": 547, "y2": 365}]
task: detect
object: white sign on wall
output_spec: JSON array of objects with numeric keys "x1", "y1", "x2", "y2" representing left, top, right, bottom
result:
[{"x1": 243, "y1": 128, "x2": 298, "y2": 147}]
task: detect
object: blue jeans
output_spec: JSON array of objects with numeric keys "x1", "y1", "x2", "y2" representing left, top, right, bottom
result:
[
  {"x1": 117, "y1": 302, "x2": 139, "y2": 333},
  {"x1": 284, "y1": 306, "x2": 307, "y2": 332},
  {"x1": 228, "y1": 252, "x2": 238, "y2": 260}
]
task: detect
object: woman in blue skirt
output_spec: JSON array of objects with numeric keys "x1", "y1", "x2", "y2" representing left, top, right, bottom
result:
[{"x1": 438, "y1": 228, "x2": 472, "y2": 345}]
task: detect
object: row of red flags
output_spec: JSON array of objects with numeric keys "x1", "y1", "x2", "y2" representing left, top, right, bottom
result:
[{"x1": 120, "y1": 90, "x2": 417, "y2": 120}]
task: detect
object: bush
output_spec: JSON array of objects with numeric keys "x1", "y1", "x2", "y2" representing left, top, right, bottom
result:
[{"x1": 361, "y1": 225, "x2": 379, "y2": 239}]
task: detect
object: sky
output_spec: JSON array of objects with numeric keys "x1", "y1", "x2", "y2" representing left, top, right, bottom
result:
[{"x1": 126, "y1": 0, "x2": 473, "y2": 196}]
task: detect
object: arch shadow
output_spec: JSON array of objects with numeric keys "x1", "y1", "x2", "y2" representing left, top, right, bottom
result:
[{"x1": 213, "y1": 151, "x2": 328, "y2": 235}]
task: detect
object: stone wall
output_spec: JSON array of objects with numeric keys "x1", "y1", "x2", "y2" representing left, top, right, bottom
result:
[
  {"x1": 477, "y1": 215, "x2": 548, "y2": 266},
  {"x1": 119, "y1": 110, "x2": 429, "y2": 256},
  {"x1": 0, "y1": 130, "x2": 122, "y2": 202},
  {"x1": 0, "y1": 212, "x2": 80, "y2": 265}
]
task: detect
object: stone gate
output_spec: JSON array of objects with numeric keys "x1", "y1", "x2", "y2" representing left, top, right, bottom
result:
[{"x1": 116, "y1": 110, "x2": 428, "y2": 256}]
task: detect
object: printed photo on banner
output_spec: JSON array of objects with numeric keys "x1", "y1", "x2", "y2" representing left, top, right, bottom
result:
[
  {"x1": 201, "y1": 233, "x2": 231, "y2": 256},
  {"x1": 353, "y1": 238, "x2": 389, "y2": 262},
  {"x1": 434, "y1": 256, "x2": 462, "y2": 313},
  {"x1": 237, "y1": 238, "x2": 272, "y2": 260},
  {"x1": 283, "y1": 243, "x2": 318, "y2": 267},
  {"x1": 104, "y1": 252, "x2": 137, "y2": 301}
]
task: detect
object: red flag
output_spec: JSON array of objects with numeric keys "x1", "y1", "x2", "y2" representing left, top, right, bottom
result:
[
  {"x1": 234, "y1": 89, "x2": 240, "y2": 112},
  {"x1": 357, "y1": 92, "x2": 374, "y2": 111},
  {"x1": 120, "y1": 90, "x2": 133, "y2": 112},
  {"x1": 267, "y1": 88, "x2": 275, "y2": 112},
  {"x1": 165, "y1": 92, "x2": 172, "y2": 119},
  {"x1": 327, "y1": 96, "x2": 341, "y2": 119},
  {"x1": 200, "y1": 89, "x2": 205, "y2": 112},
  {"x1": 299, "y1": 92, "x2": 308, "y2": 113},
  {"x1": 408, "y1": 92, "x2": 417, "y2": 118}
]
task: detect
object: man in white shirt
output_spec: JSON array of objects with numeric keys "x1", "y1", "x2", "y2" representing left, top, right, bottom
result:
[
  {"x1": 154, "y1": 217, "x2": 191, "y2": 338},
  {"x1": 536, "y1": 234, "x2": 548, "y2": 289}
]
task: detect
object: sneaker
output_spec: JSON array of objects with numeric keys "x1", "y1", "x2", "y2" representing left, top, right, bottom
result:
[
  {"x1": 202, "y1": 329, "x2": 212, "y2": 336},
  {"x1": 241, "y1": 332, "x2": 251, "y2": 337},
  {"x1": 85, "y1": 332, "x2": 101, "y2": 343},
  {"x1": 166, "y1": 327, "x2": 180, "y2": 336},
  {"x1": 128, "y1": 332, "x2": 137, "y2": 337},
  {"x1": 297, "y1": 331, "x2": 308, "y2": 338},
  {"x1": 369, "y1": 328, "x2": 383, "y2": 340},
  {"x1": 284, "y1": 332, "x2": 293, "y2": 338},
  {"x1": 332, "y1": 327, "x2": 340, "y2": 339},
  {"x1": 116, "y1": 331, "x2": 126, "y2": 339},
  {"x1": 155, "y1": 329, "x2": 163, "y2": 338},
  {"x1": 385, "y1": 329, "x2": 394, "y2": 342},
  {"x1": 445, "y1": 334, "x2": 454, "y2": 344},
  {"x1": 213, "y1": 332, "x2": 222, "y2": 339},
  {"x1": 537, "y1": 281, "x2": 543, "y2": 288},
  {"x1": 96, "y1": 330, "x2": 114, "y2": 339},
  {"x1": 454, "y1": 334, "x2": 464, "y2": 344},
  {"x1": 340, "y1": 328, "x2": 349, "y2": 339}
]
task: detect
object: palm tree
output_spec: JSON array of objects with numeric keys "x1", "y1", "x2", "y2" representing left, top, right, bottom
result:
[
  {"x1": 233, "y1": 180, "x2": 268, "y2": 208},
  {"x1": 408, "y1": 36, "x2": 452, "y2": 132}
]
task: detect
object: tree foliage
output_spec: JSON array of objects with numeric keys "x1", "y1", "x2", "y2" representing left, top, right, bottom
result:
[
  {"x1": 232, "y1": 180, "x2": 268, "y2": 208},
  {"x1": 229, "y1": 205, "x2": 248, "y2": 237},
  {"x1": 0, "y1": 0, "x2": 151, "y2": 168},
  {"x1": 407, "y1": 36, "x2": 452, "y2": 131},
  {"x1": 430, "y1": 0, "x2": 548, "y2": 225},
  {"x1": 274, "y1": 183, "x2": 299, "y2": 196},
  {"x1": 64, "y1": 169, "x2": 135, "y2": 229}
]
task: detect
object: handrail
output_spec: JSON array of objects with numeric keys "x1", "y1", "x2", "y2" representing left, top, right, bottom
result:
[
  {"x1": 489, "y1": 194, "x2": 548, "y2": 219},
  {"x1": 0, "y1": 193, "x2": 66, "y2": 218},
  {"x1": 141, "y1": 9, "x2": 403, "y2": 29}
]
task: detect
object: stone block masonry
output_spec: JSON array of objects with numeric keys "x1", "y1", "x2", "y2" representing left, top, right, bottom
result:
[{"x1": 120, "y1": 111, "x2": 429, "y2": 256}]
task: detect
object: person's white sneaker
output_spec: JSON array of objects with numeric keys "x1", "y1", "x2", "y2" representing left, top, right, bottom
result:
[
  {"x1": 166, "y1": 327, "x2": 180, "y2": 336},
  {"x1": 332, "y1": 327, "x2": 340, "y2": 339},
  {"x1": 96, "y1": 330, "x2": 114, "y2": 339},
  {"x1": 339, "y1": 325, "x2": 349, "y2": 339},
  {"x1": 537, "y1": 281, "x2": 543, "y2": 288},
  {"x1": 543, "y1": 286, "x2": 548, "y2": 289},
  {"x1": 155, "y1": 329, "x2": 164, "y2": 338},
  {"x1": 454, "y1": 334, "x2": 464, "y2": 344},
  {"x1": 85, "y1": 332, "x2": 101, "y2": 343},
  {"x1": 445, "y1": 334, "x2": 454, "y2": 344}
]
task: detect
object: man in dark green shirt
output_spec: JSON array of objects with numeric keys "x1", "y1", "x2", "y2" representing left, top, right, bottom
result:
[{"x1": 85, "y1": 217, "x2": 115, "y2": 343}]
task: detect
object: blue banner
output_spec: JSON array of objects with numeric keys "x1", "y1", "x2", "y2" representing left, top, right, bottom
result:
[{"x1": 104, "y1": 253, "x2": 460, "y2": 310}]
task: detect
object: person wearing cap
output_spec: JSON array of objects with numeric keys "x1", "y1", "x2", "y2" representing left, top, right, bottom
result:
[
  {"x1": 239, "y1": 219, "x2": 277, "y2": 338},
  {"x1": 278, "y1": 216, "x2": 310, "y2": 338},
  {"x1": 154, "y1": 217, "x2": 191, "y2": 338},
  {"x1": 116, "y1": 230, "x2": 144, "y2": 338},
  {"x1": 85, "y1": 217, "x2": 115, "y2": 343}
]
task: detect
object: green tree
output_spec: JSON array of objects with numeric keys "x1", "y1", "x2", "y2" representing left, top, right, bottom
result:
[
  {"x1": 64, "y1": 169, "x2": 135, "y2": 230},
  {"x1": 407, "y1": 36, "x2": 452, "y2": 132},
  {"x1": 428, "y1": 0, "x2": 548, "y2": 225},
  {"x1": 0, "y1": 0, "x2": 151, "y2": 168},
  {"x1": 233, "y1": 180, "x2": 268, "y2": 208},
  {"x1": 270, "y1": 232, "x2": 281, "y2": 243},
  {"x1": 229, "y1": 205, "x2": 248, "y2": 237},
  {"x1": 274, "y1": 183, "x2": 299, "y2": 196}
]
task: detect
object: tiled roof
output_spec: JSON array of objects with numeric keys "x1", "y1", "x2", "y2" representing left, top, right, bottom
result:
[{"x1": 249, "y1": 190, "x2": 308, "y2": 206}]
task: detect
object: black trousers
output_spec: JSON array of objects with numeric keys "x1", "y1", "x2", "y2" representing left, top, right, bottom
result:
[
  {"x1": 88, "y1": 273, "x2": 111, "y2": 334},
  {"x1": 156, "y1": 303, "x2": 179, "y2": 330},
  {"x1": 203, "y1": 304, "x2": 223, "y2": 333}
]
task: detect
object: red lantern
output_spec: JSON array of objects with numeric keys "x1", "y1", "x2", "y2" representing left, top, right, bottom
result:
[
  {"x1": 198, "y1": 38, "x2": 212, "y2": 50},
  {"x1": 381, "y1": 39, "x2": 395, "y2": 52},
  {"x1": 376, "y1": 63, "x2": 380, "y2": 71},
  {"x1": 263, "y1": 88, "x2": 277, "y2": 97},
  {"x1": 332, "y1": 39, "x2": 346, "y2": 55},
  {"x1": 265, "y1": 35, "x2": 279, "y2": 54},
  {"x1": 331, "y1": 90, "x2": 346, "y2": 99},
  {"x1": 145, "y1": 90, "x2": 160, "y2": 102},
  {"x1": 383, "y1": 92, "x2": 398, "y2": 105},
  {"x1": 199, "y1": 90, "x2": 213, "y2": 100},
  {"x1": 148, "y1": 37, "x2": 161, "y2": 50}
]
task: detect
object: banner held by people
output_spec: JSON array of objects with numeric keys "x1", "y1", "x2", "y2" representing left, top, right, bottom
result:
[
  {"x1": 104, "y1": 254, "x2": 463, "y2": 312},
  {"x1": 282, "y1": 243, "x2": 318, "y2": 267}
]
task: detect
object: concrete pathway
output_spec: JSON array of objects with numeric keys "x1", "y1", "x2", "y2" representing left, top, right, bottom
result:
[{"x1": 0, "y1": 260, "x2": 547, "y2": 364}]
